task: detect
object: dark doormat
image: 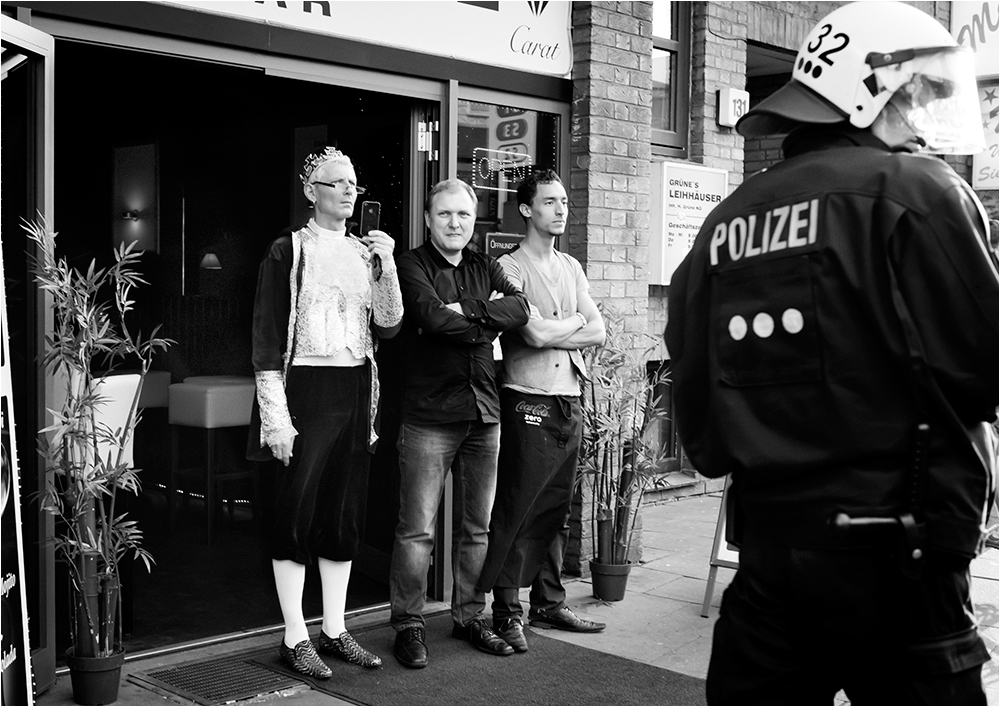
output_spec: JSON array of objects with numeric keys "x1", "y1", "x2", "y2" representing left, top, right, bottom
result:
[
  {"x1": 252, "y1": 613, "x2": 707, "y2": 706},
  {"x1": 129, "y1": 646, "x2": 300, "y2": 705}
]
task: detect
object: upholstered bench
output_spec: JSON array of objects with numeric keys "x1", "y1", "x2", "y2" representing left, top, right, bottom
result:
[
  {"x1": 167, "y1": 375, "x2": 258, "y2": 543},
  {"x1": 97, "y1": 368, "x2": 170, "y2": 409},
  {"x1": 136, "y1": 370, "x2": 171, "y2": 409}
]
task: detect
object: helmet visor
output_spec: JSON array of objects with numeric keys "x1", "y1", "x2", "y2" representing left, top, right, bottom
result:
[{"x1": 872, "y1": 47, "x2": 985, "y2": 154}]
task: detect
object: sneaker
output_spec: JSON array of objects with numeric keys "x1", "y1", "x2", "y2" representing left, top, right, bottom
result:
[
  {"x1": 278, "y1": 639, "x2": 333, "y2": 679},
  {"x1": 394, "y1": 626, "x2": 428, "y2": 669},
  {"x1": 494, "y1": 617, "x2": 528, "y2": 653},
  {"x1": 453, "y1": 618, "x2": 514, "y2": 656},
  {"x1": 317, "y1": 630, "x2": 382, "y2": 668}
]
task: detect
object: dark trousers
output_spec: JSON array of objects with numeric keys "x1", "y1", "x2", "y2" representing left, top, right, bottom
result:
[
  {"x1": 492, "y1": 514, "x2": 570, "y2": 620},
  {"x1": 479, "y1": 390, "x2": 581, "y2": 619},
  {"x1": 706, "y1": 529, "x2": 990, "y2": 705},
  {"x1": 269, "y1": 365, "x2": 371, "y2": 564}
]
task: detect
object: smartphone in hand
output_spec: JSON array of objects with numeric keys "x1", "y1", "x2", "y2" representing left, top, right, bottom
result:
[
  {"x1": 359, "y1": 200, "x2": 381, "y2": 236},
  {"x1": 359, "y1": 200, "x2": 382, "y2": 278}
]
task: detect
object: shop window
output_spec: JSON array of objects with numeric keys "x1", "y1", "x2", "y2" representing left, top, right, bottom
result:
[
  {"x1": 456, "y1": 100, "x2": 560, "y2": 256},
  {"x1": 652, "y1": 1, "x2": 691, "y2": 154}
]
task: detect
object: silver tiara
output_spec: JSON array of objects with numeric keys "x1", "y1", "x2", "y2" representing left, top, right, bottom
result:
[{"x1": 300, "y1": 147, "x2": 346, "y2": 185}]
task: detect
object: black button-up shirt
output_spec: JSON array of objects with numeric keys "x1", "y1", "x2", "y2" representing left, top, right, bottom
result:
[{"x1": 397, "y1": 241, "x2": 530, "y2": 425}]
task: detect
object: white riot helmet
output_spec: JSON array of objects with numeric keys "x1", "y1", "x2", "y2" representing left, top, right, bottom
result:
[{"x1": 737, "y1": 1, "x2": 985, "y2": 154}]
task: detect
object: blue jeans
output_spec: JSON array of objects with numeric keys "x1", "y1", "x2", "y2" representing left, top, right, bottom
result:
[{"x1": 390, "y1": 421, "x2": 500, "y2": 630}]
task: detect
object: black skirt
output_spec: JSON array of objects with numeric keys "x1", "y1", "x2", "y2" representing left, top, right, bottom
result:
[{"x1": 268, "y1": 364, "x2": 372, "y2": 564}]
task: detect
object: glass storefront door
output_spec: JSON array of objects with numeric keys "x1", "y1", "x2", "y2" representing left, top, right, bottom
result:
[{"x1": 456, "y1": 99, "x2": 563, "y2": 256}]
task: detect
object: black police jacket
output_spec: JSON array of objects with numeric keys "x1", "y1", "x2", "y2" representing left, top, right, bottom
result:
[{"x1": 665, "y1": 126, "x2": 998, "y2": 559}]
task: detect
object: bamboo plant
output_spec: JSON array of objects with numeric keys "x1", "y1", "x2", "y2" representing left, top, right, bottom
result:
[
  {"x1": 579, "y1": 307, "x2": 671, "y2": 566},
  {"x1": 27, "y1": 218, "x2": 172, "y2": 659}
]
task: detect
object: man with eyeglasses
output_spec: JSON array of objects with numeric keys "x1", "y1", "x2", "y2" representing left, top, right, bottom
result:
[
  {"x1": 250, "y1": 147, "x2": 402, "y2": 679},
  {"x1": 389, "y1": 179, "x2": 530, "y2": 669}
]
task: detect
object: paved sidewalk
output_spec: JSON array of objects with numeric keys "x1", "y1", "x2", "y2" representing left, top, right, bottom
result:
[
  {"x1": 552, "y1": 494, "x2": 999, "y2": 706},
  {"x1": 35, "y1": 493, "x2": 999, "y2": 705}
]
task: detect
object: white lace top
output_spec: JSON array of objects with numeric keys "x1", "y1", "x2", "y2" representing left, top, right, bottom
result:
[{"x1": 254, "y1": 219, "x2": 403, "y2": 449}]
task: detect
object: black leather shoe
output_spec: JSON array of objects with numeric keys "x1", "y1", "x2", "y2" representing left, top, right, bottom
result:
[
  {"x1": 454, "y1": 619, "x2": 514, "y2": 656},
  {"x1": 529, "y1": 606, "x2": 606, "y2": 633},
  {"x1": 317, "y1": 630, "x2": 382, "y2": 668},
  {"x1": 394, "y1": 626, "x2": 428, "y2": 669},
  {"x1": 278, "y1": 639, "x2": 333, "y2": 679},
  {"x1": 494, "y1": 617, "x2": 528, "y2": 653}
]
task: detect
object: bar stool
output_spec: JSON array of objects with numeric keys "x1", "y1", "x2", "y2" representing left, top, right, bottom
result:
[{"x1": 167, "y1": 375, "x2": 258, "y2": 543}]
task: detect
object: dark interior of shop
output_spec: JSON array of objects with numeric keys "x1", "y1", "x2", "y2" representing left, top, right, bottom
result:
[{"x1": 12, "y1": 39, "x2": 426, "y2": 655}]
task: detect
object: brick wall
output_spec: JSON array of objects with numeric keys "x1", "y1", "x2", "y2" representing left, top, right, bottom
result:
[
  {"x1": 648, "y1": 1, "x2": 750, "y2": 342},
  {"x1": 570, "y1": 1, "x2": 654, "y2": 569},
  {"x1": 743, "y1": 73, "x2": 786, "y2": 176},
  {"x1": 689, "y1": 2, "x2": 748, "y2": 183},
  {"x1": 570, "y1": 1, "x2": 653, "y2": 340}
]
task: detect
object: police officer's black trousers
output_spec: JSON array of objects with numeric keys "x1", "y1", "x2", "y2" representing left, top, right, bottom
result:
[{"x1": 706, "y1": 529, "x2": 989, "y2": 705}]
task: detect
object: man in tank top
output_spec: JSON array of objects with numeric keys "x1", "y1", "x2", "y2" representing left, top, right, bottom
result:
[{"x1": 476, "y1": 169, "x2": 607, "y2": 653}]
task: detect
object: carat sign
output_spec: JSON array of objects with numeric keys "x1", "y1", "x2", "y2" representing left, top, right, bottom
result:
[{"x1": 154, "y1": 1, "x2": 572, "y2": 77}]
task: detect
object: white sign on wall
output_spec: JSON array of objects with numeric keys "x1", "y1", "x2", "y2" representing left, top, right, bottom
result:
[
  {"x1": 951, "y1": 1, "x2": 999, "y2": 78},
  {"x1": 975, "y1": 82, "x2": 999, "y2": 188},
  {"x1": 952, "y1": 2, "x2": 999, "y2": 188},
  {"x1": 154, "y1": 1, "x2": 573, "y2": 77},
  {"x1": 650, "y1": 162, "x2": 728, "y2": 286}
]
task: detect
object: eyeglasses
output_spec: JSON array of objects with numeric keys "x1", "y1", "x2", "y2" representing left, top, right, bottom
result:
[{"x1": 311, "y1": 179, "x2": 366, "y2": 195}]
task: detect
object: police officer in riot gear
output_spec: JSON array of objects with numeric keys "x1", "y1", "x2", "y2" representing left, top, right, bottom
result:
[{"x1": 665, "y1": 2, "x2": 998, "y2": 704}]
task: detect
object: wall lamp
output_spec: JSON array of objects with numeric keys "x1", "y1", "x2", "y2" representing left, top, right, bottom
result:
[
  {"x1": 199, "y1": 252, "x2": 222, "y2": 270},
  {"x1": 113, "y1": 143, "x2": 158, "y2": 252}
]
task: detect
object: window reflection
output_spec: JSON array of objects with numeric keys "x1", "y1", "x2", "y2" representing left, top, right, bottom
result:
[
  {"x1": 652, "y1": 0, "x2": 673, "y2": 40},
  {"x1": 651, "y1": 0, "x2": 689, "y2": 150},
  {"x1": 457, "y1": 100, "x2": 560, "y2": 255},
  {"x1": 652, "y1": 48, "x2": 675, "y2": 133}
]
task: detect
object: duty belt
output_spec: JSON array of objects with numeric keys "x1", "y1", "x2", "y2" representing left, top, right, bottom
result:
[{"x1": 831, "y1": 423, "x2": 929, "y2": 579}]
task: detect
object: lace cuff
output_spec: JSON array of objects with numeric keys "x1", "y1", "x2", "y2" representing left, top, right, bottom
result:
[
  {"x1": 255, "y1": 370, "x2": 295, "y2": 447},
  {"x1": 372, "y1": 264, "x2": 404, "y2": 329}
]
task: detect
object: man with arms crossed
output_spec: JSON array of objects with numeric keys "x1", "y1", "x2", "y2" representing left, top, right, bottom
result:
[
  {"x1": 477, "y1": 169, "x2": 606, "y2": 653},
  {"x1": 390, "y1": 179, "x2": 531, "y2": 668}
]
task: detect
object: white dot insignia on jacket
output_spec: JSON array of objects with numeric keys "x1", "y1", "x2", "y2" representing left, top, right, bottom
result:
[
  {"x1": 729, "y1": 315, "x2": 748, "y2": 341},
  {"x1": 782, "y1": 308, "x2": 804, "y2": 334},
  {"x1": 752, "y1": 313, "x2": 774, "y2": 338},
  {"x1": 729, "y1": 308, "x2": 805, "y2": 340}
]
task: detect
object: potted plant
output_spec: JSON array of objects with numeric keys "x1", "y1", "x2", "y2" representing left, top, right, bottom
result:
[
  {"x1": 579, "y1": 307, "x2": 670, "y2": 601},
  {"x1": 26, "y1": 219, "x2": 171, "y2": 705}
]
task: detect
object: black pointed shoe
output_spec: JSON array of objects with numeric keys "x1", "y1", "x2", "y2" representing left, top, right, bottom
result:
[
  {"x1": 529, "y1": 606, "x2": 606, "y2": 633},
  {"x1": 278, "y1": 639, "x2": 333, "y2": 679},
  {"x1": 317, "y1": 630, "x2": 383, "y2": 668},
  {"x1": 453, "y1": 618, "x2": 514, "y2": 656},
  {"x1": 394, "y1": 626, "x2": 428, "y2": 669},
  {"x1": 494, "y1": 617, "x2": 528, "y2": 653}
]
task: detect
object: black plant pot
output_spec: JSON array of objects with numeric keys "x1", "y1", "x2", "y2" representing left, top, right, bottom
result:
[
  {"x1": 589, "y1": 559, "x2": 631, "y2": 601},
  {"x1": 65, "y1": 647, "x2": 125, "y2": 706}
]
